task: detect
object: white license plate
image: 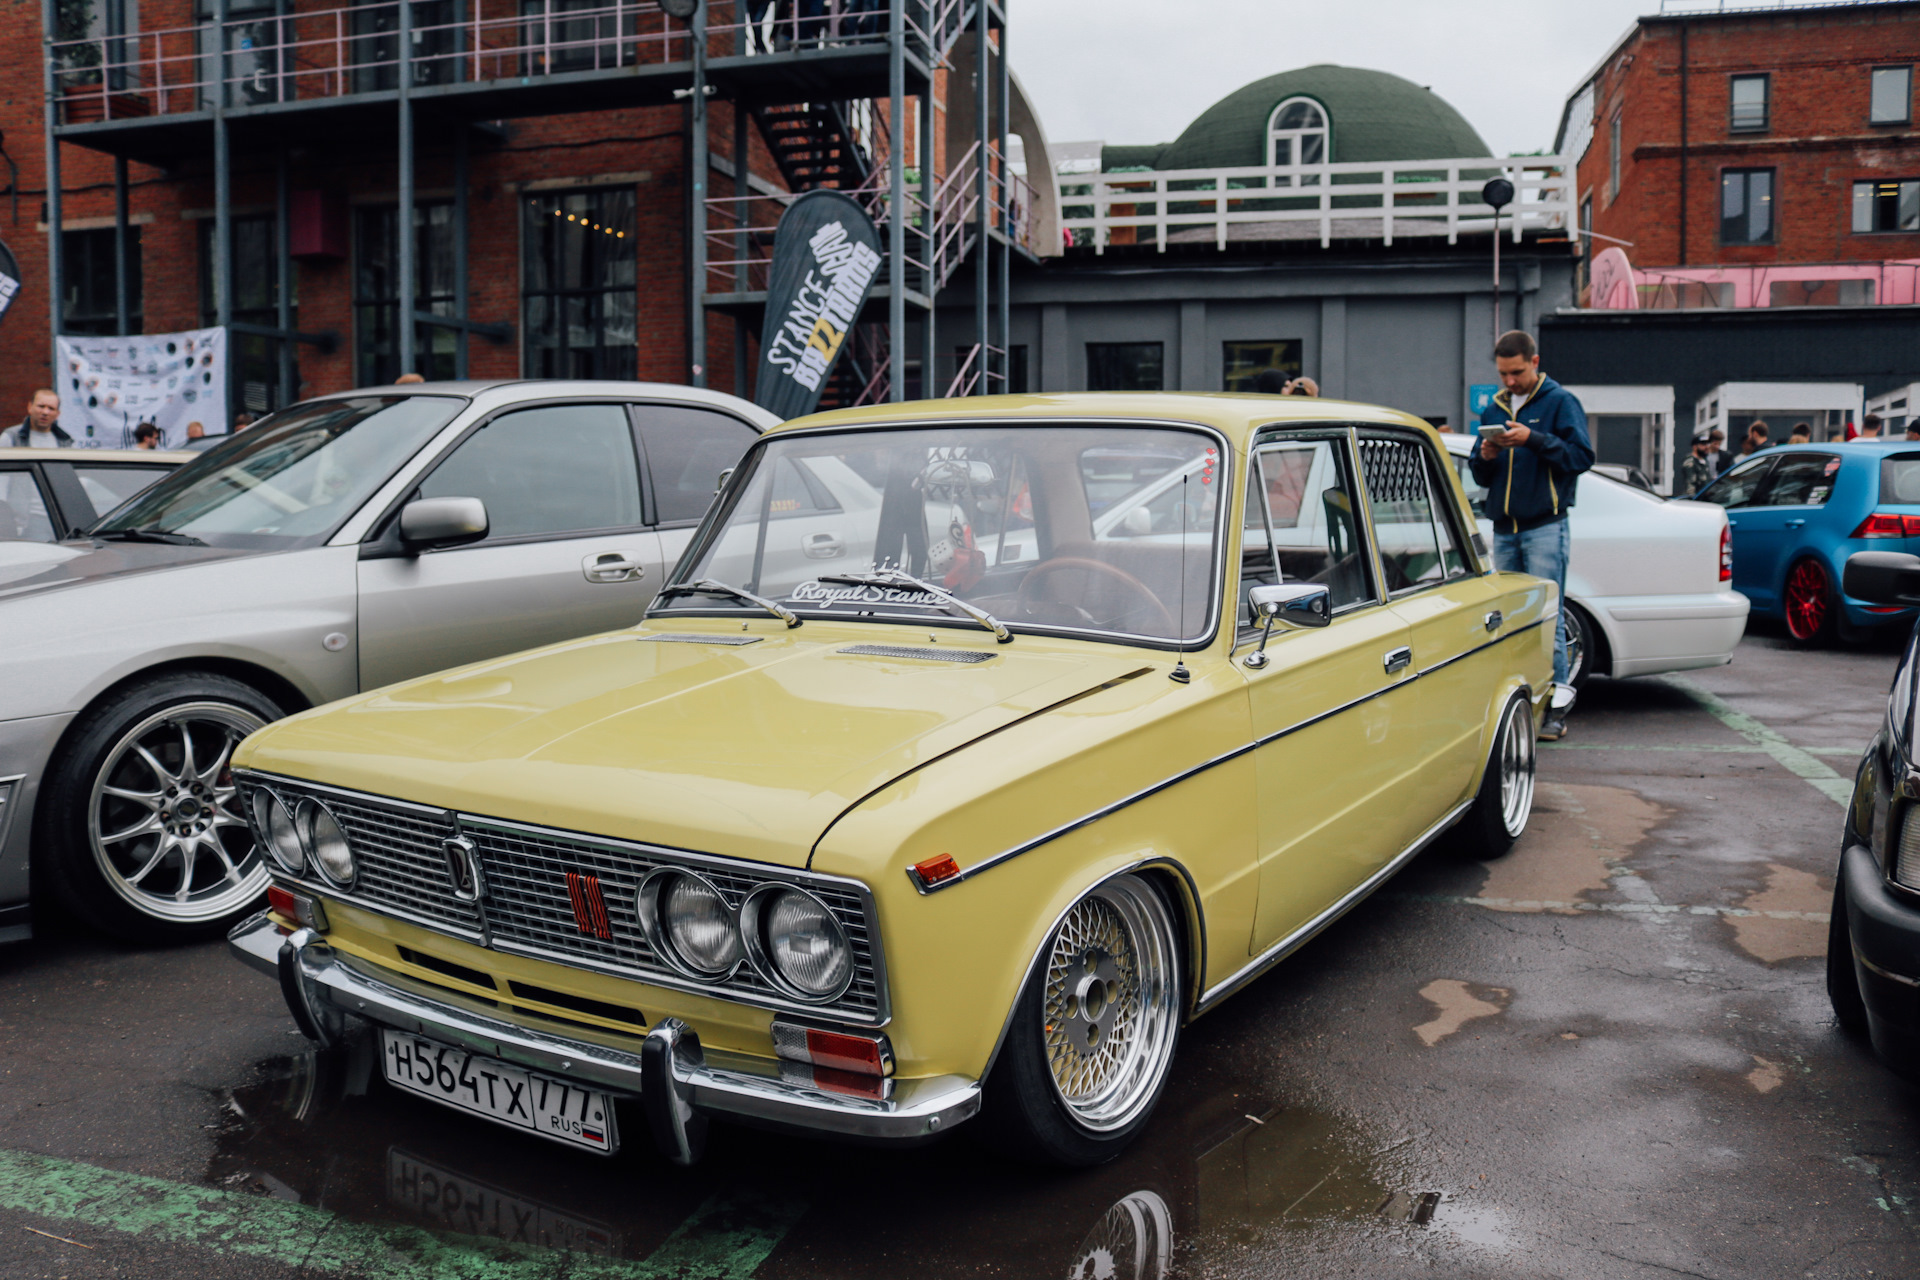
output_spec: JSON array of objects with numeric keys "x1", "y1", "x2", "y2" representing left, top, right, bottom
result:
[{"x1": 380, "y1": 1030, "x2": 619, "y2": 1155}]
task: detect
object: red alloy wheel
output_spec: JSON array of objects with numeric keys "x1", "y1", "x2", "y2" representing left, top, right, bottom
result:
[{"x1": 1784, "y1": 559, "x2": 1830, "y2": 642}]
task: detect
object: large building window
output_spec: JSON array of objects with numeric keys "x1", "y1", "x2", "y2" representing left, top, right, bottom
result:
[
  {"x1": 200, "y1": 214, "x2": 298, "y2": 415},
  {"x1": 61, "y1": 227, "x2": 141, "y2": 336},
  {"x1": 1222, "y1": 339, "x2": 1301, "y2": 392},
  {"x1": 1720, "y1": 168, "x2": 1775, "y2": 245},
  {"x1": 1854, "y1": 179, "x2": 1920, "y2": 234},
  {"x1": 1608, "y1": 113, "x2": 1621, "y2": 200},
  {"x1": 1267, "y1": 97, "x2": 1327, "y2": 187},
  {"x1": 522, "y1": 189, "x2": 637, "y2": 380},
  {"x1": 1087, "y1": 342, "x2": 1163, "y2": 391},
  {"x1": 1872, "y1": 66, "x2": 1913, "y2": 126},
  {"x1": 354, "y1": 202, "x2": 457, "y2": 386},
  {"x1": 1729, "y1": 74, "x2": 1769, "y2": 133}
]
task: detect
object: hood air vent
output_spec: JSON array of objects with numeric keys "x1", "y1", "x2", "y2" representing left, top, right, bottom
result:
[
  {"x1": 639, "y1": 634, "x2": 763, "y2": 646},
  {"x1": 838, "y1": 644, "x2": 995, "y2": 664}
]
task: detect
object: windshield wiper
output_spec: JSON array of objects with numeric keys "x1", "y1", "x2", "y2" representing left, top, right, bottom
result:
[
  {"x1": 657, "y1": 578, "x2": 800, "y2": 628},
  {"x1": 818, "y1": 570, "x2": 1013, "y2": 644},
  {"x1": 93, "y1": 527, "x2": 208, "y2": 547}
]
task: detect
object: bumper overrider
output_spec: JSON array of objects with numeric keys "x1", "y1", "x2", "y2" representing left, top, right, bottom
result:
[
  {"x1": 229, "y1": 914, "x2": 980, "y2": 1159},
  {"x1": 1843, "y1": 841, "x2": 1920, "y2": 1074}
]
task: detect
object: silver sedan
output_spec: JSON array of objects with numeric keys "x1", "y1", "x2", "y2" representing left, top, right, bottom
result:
[{"x1": 0, "y1": 381, "x2": 775, "y2": 942}]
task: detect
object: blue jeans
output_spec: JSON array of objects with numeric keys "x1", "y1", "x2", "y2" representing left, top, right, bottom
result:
[{"x1": 1494, "y1": 518, "x2": 1571, "y2": 687}]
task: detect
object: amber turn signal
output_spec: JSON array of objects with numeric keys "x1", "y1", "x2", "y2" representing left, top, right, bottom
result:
[{"x1": 913, "y1": 853, "x2": 961, "y2": 885}]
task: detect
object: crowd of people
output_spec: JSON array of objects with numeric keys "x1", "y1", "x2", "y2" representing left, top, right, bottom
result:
[
  {"x1": 0, "y1": 388, "x2": 257, "y2": 451},
  {"x1": 1677, "y1": 410, "x2": 1920, "y2": 496}
]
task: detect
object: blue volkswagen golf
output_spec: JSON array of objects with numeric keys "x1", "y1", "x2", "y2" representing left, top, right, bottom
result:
[{"x1": 1693, "y1": 440, "x2": 1920, "y2": 645}]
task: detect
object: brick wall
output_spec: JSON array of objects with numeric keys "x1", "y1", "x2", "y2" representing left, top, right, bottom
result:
[{"x1": 1578, "y1": 2, "x2": 1920, "y2": 271}]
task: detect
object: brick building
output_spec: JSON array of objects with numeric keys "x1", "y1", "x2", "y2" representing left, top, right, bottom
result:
[
  {"x1": 1557, "y1": 0, "x2": 1920, "y2": 291},
  {"x1": 3, "y1": 2, "x2": 1047, "y2": 442}
]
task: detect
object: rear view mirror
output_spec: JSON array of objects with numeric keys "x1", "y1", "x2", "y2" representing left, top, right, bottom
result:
[
  {"x1": 1243, "y1": 581, "x2": 1331, "y2": 669},
  {"x1": 399, "y1": 496, "x2": 489, "y2": 551},
  {"x1": 1844, "y1": 551, "x2": 1920, "y2": 606}
]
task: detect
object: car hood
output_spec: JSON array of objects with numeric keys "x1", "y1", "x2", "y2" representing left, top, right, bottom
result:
[
  {"x1": 0, "y1": 537, "x2": 252, "y2": 599},
  {"x1": 235, "y1": 622, "x2": 1157, "y2": 869}
]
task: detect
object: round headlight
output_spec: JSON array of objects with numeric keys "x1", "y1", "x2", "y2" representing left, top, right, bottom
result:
[
  {"x1": 298, "y1": 799, "x2": 355, "y2": 886},
  {"x1": 746, "y1": 886, "x2": 853, "y2": 1001},
  {"x1": 639, "y1": 870, "x2": 742, "y2": 979},
  {"x1": 255, "y1": 791, "x2": 305, "y2": 874}
]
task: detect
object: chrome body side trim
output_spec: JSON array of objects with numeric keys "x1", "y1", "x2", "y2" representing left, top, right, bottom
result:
[
  {"x1": 230, "y1": 915, "x2": 975, "y2": 1141},
  {"x1": 1196, "y1": 798, "x2": 1473, "y2": 1013},
  {"x1": 912, "y1": 618, "x2": 1543, "y2": 896}
]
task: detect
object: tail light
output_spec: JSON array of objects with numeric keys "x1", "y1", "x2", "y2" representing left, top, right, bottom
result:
[
  {"x1": 1719, "y1": 524, "x2": 1732, "y2": 582},
  {"x1": 1850, "y1": 512, "x2": 1920, "y2": 539}
]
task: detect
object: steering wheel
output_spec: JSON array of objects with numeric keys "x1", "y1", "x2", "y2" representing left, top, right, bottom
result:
[{"x1": 1015, "y1": 557, "x2": 1179, "y2": 635}]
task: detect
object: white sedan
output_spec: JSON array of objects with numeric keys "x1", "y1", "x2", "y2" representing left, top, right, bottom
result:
[{"x1": 1441, "y1": 435, "x2": 1749, "y2": 687}]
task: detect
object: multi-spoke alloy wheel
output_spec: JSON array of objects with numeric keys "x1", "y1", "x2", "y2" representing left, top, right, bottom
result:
[
  {"x1": 37, "y1": 673, "x2": 284, "y2": 940},
  {"x1": 88, "y1": 702, "x2": 268, "y2": 923},
  {"x1": 1785, "y1": 558, "x2": 1833, "y2": 646}
]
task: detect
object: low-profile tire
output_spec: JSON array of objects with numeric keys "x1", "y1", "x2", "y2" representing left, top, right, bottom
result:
[
  {"x1": 1452, "y1": 692, "x2": 1536, "y2": 861},
  {"x1": 976, "y1": 874, "x2": 1183, "y2": 1167},
  {"x1": 34, "y1": 672, "x2": 283, "y2": 943},
  {"x1": 1828, "y1": 867, "x2": 1870, "y2": 1038},
  {"x1": 1564, "y1": 603, "x2": 1604, "y2": 691},
  {"x1": 1784, "y1": 557, "x2": 1840, "y2": 649}
]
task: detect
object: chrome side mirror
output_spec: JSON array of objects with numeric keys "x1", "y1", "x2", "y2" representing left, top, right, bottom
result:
[
  {"x1": 399, "y1": 496, "x2": 489, "y2": 552},
  {"x1": 1243, "y1": 582, "x2": 1331, "y2": 669}
]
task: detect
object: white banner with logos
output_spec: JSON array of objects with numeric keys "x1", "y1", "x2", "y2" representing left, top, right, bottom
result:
[{"x1": 55, "y1": 326, "x2": 227, "y2": 450}]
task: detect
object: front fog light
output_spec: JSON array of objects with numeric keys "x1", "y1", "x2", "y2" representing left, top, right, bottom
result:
[
  {"x1": 298, "y1": 799, "x2": 355, "y2": 886},
  {"x1": 746, "y1": 886, "x2": 853, "y2": 1001},
  {"x1": 639, "y1": 869, "x2": 743, "y2": 978},
  {"x1": 255, "y1": 791, "x2": 305, "y2": 873}
]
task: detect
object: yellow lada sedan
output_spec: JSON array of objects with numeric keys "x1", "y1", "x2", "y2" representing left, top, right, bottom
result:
[{"x1": 228, "y1": 393, "x2": 1553, "y2": 1166}]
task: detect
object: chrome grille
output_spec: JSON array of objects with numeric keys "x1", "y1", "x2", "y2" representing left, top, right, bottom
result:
[{"x1": 238, "y1": 772, "x2": 885, "y2": 1024}]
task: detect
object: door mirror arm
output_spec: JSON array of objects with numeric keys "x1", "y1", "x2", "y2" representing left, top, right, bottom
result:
[{"x1": 1243, "y1": 582, "x2": 1331, "y2": 669}]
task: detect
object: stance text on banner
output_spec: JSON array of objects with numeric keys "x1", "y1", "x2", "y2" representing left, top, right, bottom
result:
[
  {"x1": 56, "y1": 326, "x2": 228, "y2": 449},
  {"x1": 754, "y1": 190, "x2": 884, "y2": 421}
]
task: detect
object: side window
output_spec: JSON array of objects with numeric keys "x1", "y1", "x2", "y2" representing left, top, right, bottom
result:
[
  {"x1": 632, "y1": 405, "x2": 759, "y2": 525},
  {"x1": 1760, "y1": 453, "x2": 1840, "y2": 507},
  {"x1": 769, "y1": 457, "x2": 843, "y2": 518},
  {"x1": 73, "y1": 464, "x2": 175, "y2": 524},
  {"x1": 1244, "y1": 436, "x2": 1374, "y2": 627},
  {"x1": 1450, "y1": 451, "x2": 1488, "y2": 519},
  {"x1": 419, "y1": 403, "x2": 641, "y2": 541},
  {"x1": 1698, "y1": 455, "x2": 1774, "y2": 509},
  {"x1": 0, "y1": 467, "x2": 56, "y2": 542},
  {"x1": 1357, "y1": 436, "x2": 1456, "y2": 594}
]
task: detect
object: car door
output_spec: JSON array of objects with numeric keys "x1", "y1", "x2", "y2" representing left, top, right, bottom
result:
[
  {"x1": 1736, "y1": 451, "x2": 1840, "y2": 602},
  {"x1": 630, "y1": 402, "x2": 763, "y2": 591},
  {"x1": 1358, "y1": 430, "x2": 1507, "y2": 827},
  {"x1": 62, "y1": 461, "x2": 182, "y2": 529},
  {"x1": 0, "y1": 464, "x2": 58, "y2": 541},
  {"x1": 1243, "y1": 428, "x2": 1415, "y2": 954},
  {"x1": 356, "y1": 400, "x2": 661, "y2": 689},
  {"x1": 1695, "y1": 454, "x2": 1781, "y2": 608}
]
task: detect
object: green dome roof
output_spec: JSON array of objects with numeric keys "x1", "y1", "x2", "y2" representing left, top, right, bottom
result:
[{"x1": 1103, "y1": 65, "x2": 1492, "y2": 171}]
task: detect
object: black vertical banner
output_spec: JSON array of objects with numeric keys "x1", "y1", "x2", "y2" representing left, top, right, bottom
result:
[{"x1": 753, "y1": 190, "x2": 884, "y2": 421}]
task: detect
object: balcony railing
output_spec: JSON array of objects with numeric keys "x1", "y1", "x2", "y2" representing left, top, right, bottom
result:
[
  {"x1": 1594, "y1": 259, "x2": 1920, "y2": 310},
  {"x1": 48, "y1": 0, "x2": 968, "y2": 124},
  {"x1": 1058, "y1": 155, "x2": 1572, "y2": 252}
]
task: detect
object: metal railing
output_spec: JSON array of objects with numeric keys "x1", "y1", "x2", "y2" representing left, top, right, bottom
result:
[{"x1": 1058, "y1": 155, "x2": 1572, "y2": 252}]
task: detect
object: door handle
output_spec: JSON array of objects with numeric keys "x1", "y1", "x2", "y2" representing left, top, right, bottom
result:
[
  {"x1": 803, "y1": 532, "x2": 845, "y2": 560},
  {"x1": 582, "y1": 551, "x2": 644, "y2": 584},
  {"x1": 1785, "y1": 519, "x2": 1806, "y2": 528},
  {"x1": 1483, "y1": 609, "x2": 1503, "y2": 633},
  {"x1": 1383, "y1": 646, "x2": 1413, "y2": 674}
]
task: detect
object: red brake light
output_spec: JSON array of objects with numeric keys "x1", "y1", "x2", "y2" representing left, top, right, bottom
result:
[
  {"x1": 1850, "y1": 511, "x2": 1920, "y2": 538},
  {"x1": 770, "y1": 1020, "x2": 891, "y2": 1077},
  {"x1": 1719, "y1": 524, "x2": 1732, "y2": 581}
]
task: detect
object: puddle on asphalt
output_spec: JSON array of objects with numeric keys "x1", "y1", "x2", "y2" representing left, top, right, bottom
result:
[
  {"x1": 1479, "y1": 783, "x2": 1669, "y2": 912},
  {"x1": 1729, "y1": 863, "x2": 1830, "y2": 963},
  {"x1": 1413, "y1": 979, "x2": 1510, "y2": 1047},
  {"x1": 205, "y1": 1037, "x2": 1467, "y2": 1277}
]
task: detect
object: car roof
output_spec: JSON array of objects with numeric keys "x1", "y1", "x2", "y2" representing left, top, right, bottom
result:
[
  {"x1": 0, "y1": 447, "x2": 194, "y2": 463},
  {"x1": 300, "y1": 380, "x2": 782, "y2": 429},
  {"x1": 771, "y1": 392, "x2": 1440, "y2": 449}
]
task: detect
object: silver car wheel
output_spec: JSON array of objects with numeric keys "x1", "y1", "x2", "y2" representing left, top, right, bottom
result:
[
  {"x1": 1042, "y1": 874, "x2": 1181, "y2": 1133},
  {"x1": 1498, "y1": 696, "x2": 1536, "y2": 839},
  {"x1": 1066, "y1": 1190, "x2": 1174, "y2": 1280},
  {"x1": 87, "y1": 701, "x2": 270, "y2": 923}
]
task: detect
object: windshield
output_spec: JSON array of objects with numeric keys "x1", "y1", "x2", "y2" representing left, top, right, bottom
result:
[
  {"x1": 653, "y1": 424, "x2": 1225, "y2": 646},
  {"x1": 92, "y1": 396, "x2": 464, "y2": 549}
]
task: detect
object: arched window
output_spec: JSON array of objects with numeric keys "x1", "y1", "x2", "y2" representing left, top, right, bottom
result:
[{"x1": 1268, "y1": 97, "x2": 1328, "y2": 186}]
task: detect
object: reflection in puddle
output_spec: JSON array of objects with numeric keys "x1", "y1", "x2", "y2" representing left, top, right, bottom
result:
[
  {"x1": 1067, "y1": 1191, "x2": 1174, "y2": 1280},
  {"x1": 387, "y1": 1147, "x2": 621, "y2": 1255}
]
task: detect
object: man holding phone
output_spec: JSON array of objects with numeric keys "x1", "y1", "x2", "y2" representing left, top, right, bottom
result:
[{"x1": 1468, "y1": 329, "x2": 1594, "y2": 741}]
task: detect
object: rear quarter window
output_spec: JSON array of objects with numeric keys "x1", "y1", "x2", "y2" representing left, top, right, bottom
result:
[{"x1": 1881, "y1": 454, "x2": 1920, "y2": 506}]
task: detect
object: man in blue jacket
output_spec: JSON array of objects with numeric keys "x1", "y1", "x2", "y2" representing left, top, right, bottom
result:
[{"x1": 1468, "y1": 329, "x2": 1594, "y2": 741}]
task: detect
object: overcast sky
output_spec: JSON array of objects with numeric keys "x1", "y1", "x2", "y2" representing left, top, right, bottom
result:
[{"x1": 1015, "y1": 0, "x2": 1667, "y2": 159}]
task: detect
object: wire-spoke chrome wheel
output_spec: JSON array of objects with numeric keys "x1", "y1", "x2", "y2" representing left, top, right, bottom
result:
[
  {"x1": 1041, "y1": 875, "x2": 1181, "y2": 1133},
  {"x1": 1066, "y1": 1190, "x2": 1174, "y2": 1280},
  {"x1": 1497, "y1": 696, "x2": 1536, "y2": 839},
  {"x1": 87, "y1": 701, "x2": 269, "y2": 924}
]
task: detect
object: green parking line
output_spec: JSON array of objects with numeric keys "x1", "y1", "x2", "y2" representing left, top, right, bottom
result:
[
  {"x1": 0, "y1": 1147, "x2": 804, "y2": 1279},
  {"x1": 1544, "y1": 742, "x2": 1860, "y2": 756},
  {"x1": 1664, "y1": 677, "x2": 1854, "y2": 808}
]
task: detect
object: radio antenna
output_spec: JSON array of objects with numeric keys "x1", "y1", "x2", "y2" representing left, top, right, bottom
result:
[{"x1": 1170, "y1": 470, "x2": 1191, "y2": 684}]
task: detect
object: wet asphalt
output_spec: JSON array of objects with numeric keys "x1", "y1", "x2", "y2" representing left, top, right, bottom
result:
[{"x1": 1, "y1": 625, "x2": 1916, "y2": 1280}]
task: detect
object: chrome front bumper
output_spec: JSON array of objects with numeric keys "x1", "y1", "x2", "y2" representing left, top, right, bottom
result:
[{"x1": 228, "y1": 914, "x2": 979, "y2": 1152}]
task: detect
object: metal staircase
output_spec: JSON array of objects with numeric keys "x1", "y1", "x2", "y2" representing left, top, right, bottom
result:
[{"x1": 752, "y1": 101, "x2": 874, "y2": 193}]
